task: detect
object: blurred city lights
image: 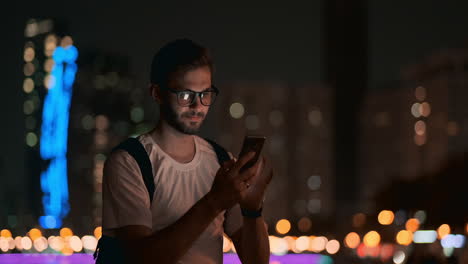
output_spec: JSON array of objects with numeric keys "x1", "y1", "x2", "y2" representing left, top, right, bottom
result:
[
  {"x1": 23, "y1": 100, "x2": 35, "y2": 115},
  {"x1": 308, "y1": 109, "x2": 322, "y2": 127},
  {"x1": 60, "y1": 228, "x2": 73, "y2": 238},
  {"x1": 413, "y1": 230, "x2": 437, "y2": 243},
  {"x1": 405, "y1": 218, "x2": 420, "y2": 232},
  {"x1": 130, "y1": 107, "x2": 144, "y2": 123},
  {"x1": 309, "y1": 236, "x2": 327, "y2": 253},
  {"x1": 1, "y1": 229, "x2": 12, "y2": 238},
  {"x1": 393, "y1": 250, "x2": 406, "y2": 264},
  {"x1": 441, "y1": 234, "x2": 466, "y2": 249},
  {"x1": 23, "y1": 78, "x2": 35, "y2": 93},
  {"x1": 269, "y1": 110, "x2": 284, "y2": 127},
  {"x1": 447, "y1": 121, "x2": 459, "y2": 136},
  {"x1": 276, "y1": 219, "x2": 291, "y2": 235},
  {"x1": 437, "y1": 224, "x2": 451, "y2": 239},
  {"x1": 33, "y1": 236, "x2": 48, "y2": 252},
  {"x1": 28, "y1": 228, "x2": 42, "y2": 241},
  {"x1": 69, "y1": 236, "x2": 83, "y2": 252},
  {"x1": 415, "y1": 86, "x2": 426, "y2": 101},
  {"x1": 26, "y1": 132, "x2": 38, "y2": 147},
  {"x1": 396, "y1": 230, "x2": 413, "y2": 246},
  {"x1": 44, "y1": 58, "x2": 54, "y2": 72},
  {"x1": 414, "y1": 134, "x2": 427, "y2": 146},
  {"x1": 411, "y1": 103, "x2": 421, "y2": 118},
  {"x1": 39, "y1": 44, "x2": 78, "y2": 229},
  {"x1": 295, "y1": 236, "x2": 309, "y2": 252},
  {"x1": 363, "y1": 231, "x2": 381, "y2": 248},
  {"x1": 394, "y1": 210, "x2": 406, "y2": 226},
  {"x1": 378, "y1": 210, "x2": 395, "y2": 225},
  {"x1": 414, "y1": 120, "x2": 426, "y2": 136},
  {"x1": 23, "y1": 47, "x2": 35, "y2": 62},
  {"x1": 94, "y1": 227, "x2": 102, "y2": 239},
  {"x1": 0, "y1": 238, "x2": 9, "y2": 252},
  {"x1": 23, "y1": 62, "x2": 35, "y2": 76},
  {"x1": 307, "y1": 175, "x2": 321, "y2": 191},
  {"x1": 21, "y1": 237, "x2": 32, "y2": 250},
  {"x1": 297, "y1": 217, "x2": 312, "y2": 232},
  {"x1": 352, "y1": 213, "x2": 366, "y2": 228},
  {"x1": 269, "y1": 236, "x2": 288, "y2": 256},
  {"x1": 414, "y1": 210, "x2": 426, "y2": 224},
  {"x1": 245, "y1": 115, "x2": 260, "y2": 130},
  {"x1": 229, "y1": 102, "x2": 245, "y2": 119},
  {"x1": 344, "y1": 232, "x2": 360, "y2": 249},
  {"x1": 419, "y1": 102, "x2": 431, "y2": 117},
  {"x1": 325, "y1": 239, "x2": 340, "y2": 254},
  {"x1": 95, "y1": 115, "x2": 109, "y2": 131}
]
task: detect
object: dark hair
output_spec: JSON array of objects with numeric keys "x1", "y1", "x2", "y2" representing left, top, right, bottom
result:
[{"x1": 150, "y1": 38, "x2": 214, "y2": 86}]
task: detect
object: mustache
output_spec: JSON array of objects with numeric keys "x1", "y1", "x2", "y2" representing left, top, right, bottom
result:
[{"x1": 181, "y1": 111, "x2": 205, "y2": 118}]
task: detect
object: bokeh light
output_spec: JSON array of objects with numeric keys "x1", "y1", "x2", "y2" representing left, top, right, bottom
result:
[
  {"x1": 393, "y1": 250, "x2": 406, "y2": 264},
  {"x1": 414, "y1": 210, "x2": 426, "y2": 224},
  {"x1": 309, "y1": 236, "x2": 327, "y2": 253},
  {"x1": 344, "y1": 232, "x2": 360, "y2": 249},
  {"x1": 396, "y1": 230, "x2": 413, "y2": 246},
  {"x1": 222, "y1": 235, "x2": 232, "y2": 253},
  {"x1": 94, "y1": 226, "x2": 102, "y2": 239},
  {"x1": 229, "y1": 102, "x2": 245, "y2": 119},
  {"x1": 60, "y1": 227, "x2": 73, "y2": 238},
  {"x1": 33, "y1": 236, "x2": 48, "y2": 252},
  {"x1": 295, "y1": 236, "x2": 309, "y2": 252},
  {"x1": 69, "y1": 235, "x2": 83, "y2": 252},
  {"x1": 415, "y1": 86, "x2": 426, "y2": 101},
  {"x1": 363, "y1": 231, "x2": 381, "y2": 248},
  {"x1": 414, "y1": 120, "x2": 426, "y2": 136},
  {"x1": 297, "y1": 217, "x2": 312, "y2": 232},
  {"x1": 0, "y1": 229, "x2": 12, "y2": 238},
  {"x1": 437, "y1": 224, "x2": 451, "y2": 239},
  {"x1": 411, "y1": 103, "x2": 421, "y2": 118},
  {"x1": 23, "y1": 78, "x2": 34, "y2": 93},
  {"x1": 276, "y1": 219, "x2": 291, "y2": 235},
  {"x1": 325, "y1": 239, "x2": 340, "y2": 254},
  {"x1": 21, "y1": 237, "x2": 32, "y2": 250},
  {"x1": 24, "y1": 47, "x2": 35, "y2": 62},
  {"x1": 308, "y1": 109, "x2": 322, "y2": 127},
  {"x1": 28, "y1": 228, "x2": 42, "y2": 241},
  {"x1": 352, "y1": 213, "x2": 366, "y2": 228},
  {"x1": 405, "y1": 218, "x2": 420, "y2": 232},
  {"x1": 419, "y1": 102, "x2": 431, "y2": 117},
  {"x1": 378, "y1": 210, "x2": 395, "y2": 225}
]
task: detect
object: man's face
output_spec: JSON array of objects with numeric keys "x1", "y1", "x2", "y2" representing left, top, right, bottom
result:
[{"x1": 160, "y1": 66, "x2": 212, "y2": 135}]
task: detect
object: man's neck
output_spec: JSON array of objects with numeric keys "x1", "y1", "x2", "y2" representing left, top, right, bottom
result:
[{"x1": 150, "y1": 120, "x2": 196, "y2": 163}]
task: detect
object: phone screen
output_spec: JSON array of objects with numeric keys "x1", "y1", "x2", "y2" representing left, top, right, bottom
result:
[{"x1": 238, "y1": 135, "x2": 266, "y2": 173}]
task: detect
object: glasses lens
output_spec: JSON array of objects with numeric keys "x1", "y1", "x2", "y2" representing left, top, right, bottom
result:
[
  {"x1": 178, "y1": 91, "x2": 195, "y2": 106},
  {"x1": 201, "y1": 91, "x2": 217, "y2": 106}
]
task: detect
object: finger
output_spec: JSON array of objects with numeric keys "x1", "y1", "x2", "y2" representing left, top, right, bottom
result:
[{"x1": 231, "y1": 152, "x2": 256, "y2": 173}]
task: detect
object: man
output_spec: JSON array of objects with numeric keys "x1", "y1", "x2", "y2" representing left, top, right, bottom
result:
[{"x1": 102, "y1": 38, "x2": 272, "y2": 263}]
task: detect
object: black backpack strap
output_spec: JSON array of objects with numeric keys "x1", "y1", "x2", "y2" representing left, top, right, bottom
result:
[
  {"x1": 112, "y1": 137, "x2": 155, "y2": 203},
  {"x1": 204, "y1": 138, "x2": 231, "y2": 165}
]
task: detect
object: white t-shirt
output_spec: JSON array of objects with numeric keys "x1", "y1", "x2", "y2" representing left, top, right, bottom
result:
[{"x1": 102, "y1": 133, "x2": 243, "y2": 263}]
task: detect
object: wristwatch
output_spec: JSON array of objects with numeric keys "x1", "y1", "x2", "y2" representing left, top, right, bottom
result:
[{"x1": 241, "y1": 207, "x2": 263, "y2": 218}]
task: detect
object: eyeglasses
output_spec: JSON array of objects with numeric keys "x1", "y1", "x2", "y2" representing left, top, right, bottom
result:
[{"x1": 162, "y1": 85, "x2": 219, "y2": 107}]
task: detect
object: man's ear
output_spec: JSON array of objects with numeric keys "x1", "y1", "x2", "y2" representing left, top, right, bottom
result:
[{"x1": 149, "y1": 83, "x2": 162, "y2": 104}]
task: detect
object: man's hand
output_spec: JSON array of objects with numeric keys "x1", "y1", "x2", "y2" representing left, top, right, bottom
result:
[
  {"x1": 207, "y1": 152, "x2": 258, "y2": 211},
  {"x1": 238, "y1": 156, "x2": 273, "y2": 211}
]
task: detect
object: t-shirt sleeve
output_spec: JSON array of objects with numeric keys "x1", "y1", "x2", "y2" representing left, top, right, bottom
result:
[
  {"x1": 223, "y1": 203, "x2": 243, "y2": 238},
  {"x1": 102, "y1": 150, "x2": 152, "y2": 230}
]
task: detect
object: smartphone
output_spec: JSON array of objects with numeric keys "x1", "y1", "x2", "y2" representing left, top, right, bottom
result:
[{"x1": 238, "y1": 135, "x2": 266, "y2": 173}]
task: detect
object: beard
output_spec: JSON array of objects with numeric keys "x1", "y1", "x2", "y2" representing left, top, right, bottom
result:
[{"x1": 161, "y1": 103, "x2": 206, "y2": 135}]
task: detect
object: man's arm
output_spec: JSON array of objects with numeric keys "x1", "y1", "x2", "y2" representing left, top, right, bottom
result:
[
  {"x1": 115, "y1": 192, "x2": 222, "y2": 264},
  {"x1": 231, "y1": 216, "x2": 270, "y2": 264}
]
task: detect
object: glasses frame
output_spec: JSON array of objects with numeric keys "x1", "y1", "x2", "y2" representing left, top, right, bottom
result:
[{"x1": 161, "y1": 84, "x2": 219, "y2": 107}]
